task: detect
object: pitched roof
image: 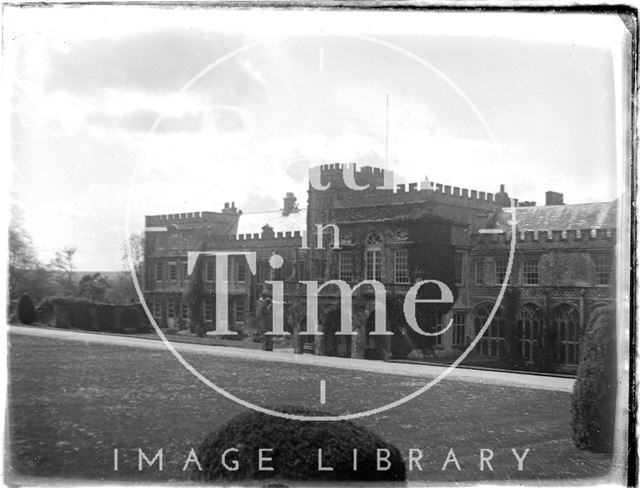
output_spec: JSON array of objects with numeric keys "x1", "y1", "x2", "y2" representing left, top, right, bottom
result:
[
  {"x1": 236, "y1": 208, "x2": 306, "y2": 236},
  {"x1": 496, "y1": 201, "x2": 617, "y2": 232}
]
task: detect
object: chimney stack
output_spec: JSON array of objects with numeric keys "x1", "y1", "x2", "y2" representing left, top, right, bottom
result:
[
  {"x1": 222, "y1": 202, "x2": 239, "y2": 214},
  {"x1": 495, "y1": 184, "x2": 510, "y2": 207},
  {"x1": 282, "y1": 192, "x2": 298, "y2": 216},
  {"x1": 545, "y1": 191, "x2": 564, "y2": 206}
]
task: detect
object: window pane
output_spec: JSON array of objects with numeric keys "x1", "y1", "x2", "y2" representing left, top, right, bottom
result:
[
  {"x1": 475, "y1": 261, "x2": 484, "y2": 285},
  {"x1": 495, "y1": 258, "x2": 507, "y2": 284},
  {"x1": 454, "y1": 252, "x2": 464, "y2": 284},
  {"x1": 523, "y1": 259, "x2": 539, "y2": 285},
  {"x1": 394, "y1": 249, "x2": 410, "y2": 284},
  {"x1": 339, "y1": 252, "x2": 354, "y2": 282}
]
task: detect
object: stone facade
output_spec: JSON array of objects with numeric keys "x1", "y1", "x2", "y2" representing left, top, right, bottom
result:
[{"x1": 144, "y1": 164, "x2": 616, "y2": 372}]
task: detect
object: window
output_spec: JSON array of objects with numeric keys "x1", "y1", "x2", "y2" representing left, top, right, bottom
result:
[
  {"x1": 203, "y1": 297, "x2": 214, "y2": 322},
  {"x1": 155, "y1": 234, "x2": 166, "y2": 250},
  {"x1": 365, "y1": 250, "x2": 382, "y2": 281},
  {"x1": 168, "y1": 262, "x2": 177, "y2": 281},
  {"x1": 366, "y1": 232, "x2": 383, "y2": 246},
  {"x1": 182, "y1": 261, "x2": 188, "y2": 281},
  {"x1": 155, "y1": 261, "x2": 164, "y2": 282},
  {"x1": 473, "y1": 305, "x2": 505, "y2": 357},
  {"x1": 394, "y1": 249, "x2": 410, "y2": 284},
  {"x1": 594, "y1": 255, "x2": 611, "y2": 286},
  {"x1": 182, "y1": 233, "x2": 193, "y2": 250},
  {"x1": 454, "y1": 252, "x2": 464, "y2": 285},
  {"x1": 553, "y1": 304, "x2": 580, "y2": 365},
  {"x1": 237, "y1": 261, "x2": 246, "y2": 283},
  {"x1": 167, "y1": 298, "x2": 176, "y2": 318},
  {"x1": 434, "y1": 315, "x2": 443, "y2": 345},
  {"x1": 235, "y1": 300, "x2": 245, "y2": 324},
  {"x1": 474, "y1": 260, "x2": 485, "y2": 285},
  {"x1": 522, "y1": 258, "x2": 539, "y2": 285},
  {"x1": 273, "y1": 263, "x2": 284, "y2": 281},
  {"x1": 312, "y1": 257, "x2": 325, "y2": 280},
  {"x1": 152, "y1": 298, "x2": 163, "y2": 319},
  {"x1": 519, "y1": 304, "x2": 543, "y2": 362},
  {"x1": 339, "y1": 252, "x2": 354, "y2": 282},
  {"x1": 495, "y1": 258, "x2": 507, "y2": 284},
  {"x1": 169, "y1": 234, "x2": 179, "y2": 250},
  {"x1": 205, "y1": 259, "x2": 215, "y2": 282},
  {"x1": 257, "y1": 261, "x2": 269, "y2": 283},
  {"x1": 181, "y1": 300, "x2": 189, "y2": 319},
  {"x1": 453, "y1": 312, "x2": 466, "y2": 346}
]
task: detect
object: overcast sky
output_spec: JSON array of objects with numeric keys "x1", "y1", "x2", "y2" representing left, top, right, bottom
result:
[{"x1": 6, "y1": 7, "x2": 630, "y2": 271}]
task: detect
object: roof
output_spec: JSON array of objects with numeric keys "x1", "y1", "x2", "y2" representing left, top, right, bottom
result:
[
  {"x1": 236, "y1": 208, "x2": 306, "y2": 236},
  {"x1": 496, "y1": 201, "x2": 617, "y2": 232}
]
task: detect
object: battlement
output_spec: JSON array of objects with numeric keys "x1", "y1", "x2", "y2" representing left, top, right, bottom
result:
[
  {"x1": 312, "y1": 164, "x2": 512, "y2": 209},
  {"x1": 146, "y1": 211, "x2": 238, "y2": 226},
  {"x1": 471, "y1": 228, "x2": 616, "y2": 246},
  {"x1": 204, "y1": 231, "x2": 302, "y2": 244}
]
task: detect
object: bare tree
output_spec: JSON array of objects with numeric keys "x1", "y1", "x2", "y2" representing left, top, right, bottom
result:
[
  {"x1": 49, "y1": 247, "x2": 77, "y2": 295},
  {"x1": 78, "y1": 273, "x2": 111, "y2": 303},
  {"x1": 8, "y1": 219, "x2": 38, "y2": 298},
  {"x1": 122, "y1": 232, "x2": 144, "y2": 283},
  {"x1": 8, "y1": 212, "x2": 56, "y2": 302}
]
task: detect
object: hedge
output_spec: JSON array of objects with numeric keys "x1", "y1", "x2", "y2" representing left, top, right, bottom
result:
[
  {"x1": 192, "y1": 406, "x2": 406, "y2": 483},
  {"x1": 571, "y1": 305, "x2": 617, "y2": 453},
  {"x1": 17, "y1": 294, "x2": 36, "y2": 325},
  {"x1": 36, "y1": 297, "x2": 152, "y2": 334}
]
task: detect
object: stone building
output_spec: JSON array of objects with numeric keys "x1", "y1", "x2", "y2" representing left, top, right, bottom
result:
[{"x1": 144, "y1": 164, "x2": 616, "y2": 372}]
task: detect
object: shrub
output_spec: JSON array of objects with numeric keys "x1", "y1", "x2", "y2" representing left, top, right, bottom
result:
[
  {"x1": 119, "y1": 306, "x2": 142, "y2": 331},
  {"x1": 35, "y1": 297, "x2": 149, "y2": 333},
  {"x1": 192, "y1": 406, "x2": 406, "y2": 483},
  {"x1": 571, "y1": 305, "x2": 617, "y2": 453},
  {"x1": 94, "y1": 304, "x2": 117, "y2": 333},
  {"x1": 17, "y1": 294, "x2": 36, "y2": 325}
]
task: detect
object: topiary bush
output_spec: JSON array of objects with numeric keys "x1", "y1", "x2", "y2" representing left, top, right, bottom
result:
[
  {"x1": 571, "y1": 305, "x2": 618, "y2": 453},
  {"x1": 192, "y1": 406, "x2": 406, "y2": 484},
  {"x1": 17, "y1": 294, "x2": 36, "y2": 325}
]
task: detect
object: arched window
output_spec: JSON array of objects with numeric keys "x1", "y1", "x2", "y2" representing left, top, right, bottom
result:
[
  {"x1": 553, "y1": 304, "x2": 580, "y2": 365},
  {"x1": 519, "y1": 303, "x2": 543, "y2": 362},
  {"x1": 365, "y1": 232, "x2": 383, "y2": 281},
  {"x1": 473, "y1": 304, "x2": 505, "y2": 357}
]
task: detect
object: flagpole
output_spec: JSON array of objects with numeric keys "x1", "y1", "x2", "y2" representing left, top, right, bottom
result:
[{"x1": 385, "y1": 93, "x2": 389, "y2": 171}]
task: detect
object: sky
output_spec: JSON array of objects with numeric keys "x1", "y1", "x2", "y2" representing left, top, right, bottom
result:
[{"x1": 5, "y1": 7, "x2": 630, "y2": 271}]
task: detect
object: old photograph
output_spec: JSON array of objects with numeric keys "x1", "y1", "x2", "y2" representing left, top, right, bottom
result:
[{"x1": 3, "y1": 4, "x2": 635, "y2": 486}]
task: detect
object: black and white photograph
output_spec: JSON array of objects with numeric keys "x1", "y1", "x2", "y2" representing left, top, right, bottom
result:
[{"x1": 3, "y1": 3, "x2": 635, "y2": 486}]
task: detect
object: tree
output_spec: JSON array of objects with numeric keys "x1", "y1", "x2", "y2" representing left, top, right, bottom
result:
[
  {"x1": 122, "y1": 232, "x2": 144, "y2": 284},
  {"x1": 571, "y1": 305, "x2": 617, "y2": 453},
  {"x1": 104, "y1": 272, "x2": 139, "y2": 304},
  {"x1": 49, "y1": 247, "x2": 77, "y2": 295},
  {"x1": 9, "y1": 216, "x2": 38, "y2": 299},
  {"x1": 17, "y1": 294, "x2": 36, "y2": 324},
  {"x1": 9, "y1": 215, "x2": 57, "y2": 303},
  {"x1": 78, "y1": 273, "x2": 111, "y2": 303}
]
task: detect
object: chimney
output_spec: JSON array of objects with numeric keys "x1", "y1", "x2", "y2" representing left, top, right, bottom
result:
[
  {"x1": 221, "y1": 202, "x2": 239, "y2": 214},
  {"x1": 282, "y1": 192, "x2": 298, "y2": 216},
  {"x1": 494, "y1": 184, "x2": 510, "y2": 207},
  {"x1": 545, "y1": 191, "x2": 564, "y2": 206},
  {"x1": 261, "y1": 224, "x2": 275, "y2": 239}
]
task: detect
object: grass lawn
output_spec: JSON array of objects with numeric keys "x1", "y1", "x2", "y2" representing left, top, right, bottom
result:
[{"x1": 6, "y1": 332, "x2": 618, "y2": 484}]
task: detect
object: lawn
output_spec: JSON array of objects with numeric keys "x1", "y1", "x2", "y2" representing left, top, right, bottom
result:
[{"x1": 6, "y1": 332, "x2": 618, "y2": 484}]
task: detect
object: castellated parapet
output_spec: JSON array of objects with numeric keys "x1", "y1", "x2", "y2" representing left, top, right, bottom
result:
[
  {"x1": 145, "y1": 211, "x2": 237, "y2": 227},
  {"x1": 314, "y1": 163, "x2": 511, "y2": 210},
  {"x1": 471, "y1": 228, "x2": 616, "y2": 249}
]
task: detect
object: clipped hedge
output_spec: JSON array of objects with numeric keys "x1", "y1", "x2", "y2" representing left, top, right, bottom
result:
[
  {"x1": 37, "y1": 297, "x2": 152, "y2": 334},
  {"x1": 571, "y1": 305, "x2": 617, "y2": 453},
  {"x1": 192, "y1": 406, "x2": 406, "y2": 483},
  {"x1": 17, "y1": 294, "x2": 36, "y2": 325}
]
